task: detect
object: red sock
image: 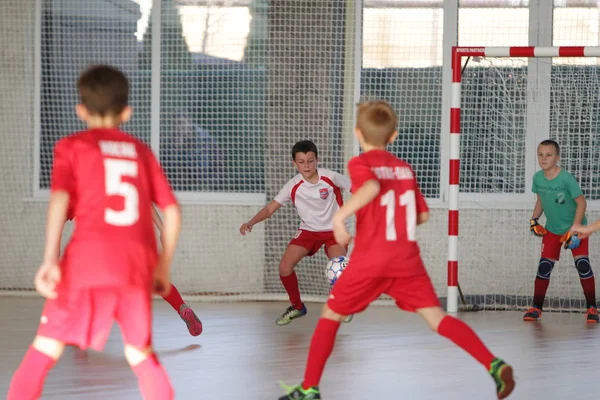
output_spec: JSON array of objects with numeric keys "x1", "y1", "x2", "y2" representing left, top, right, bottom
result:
[
  {"x1": 7, "y1": 346, "x2": 56, "y2": 400},
  {"x1": 280, "y1": 272, "x2": 303, "y2": 309},
  {"x1": 533, "y1": 277, "x2": 550, "y2": 309},
  {"x1": 162, "y1": 283, "x2": 185, "y2": 313},
  {"x1": 132, "y1": 354, "x2": 174, "y2": 400},
  {"x1": 580, "y1": 276, "x2": 597, "y2": 307},
  {"x1": 437, "y1": 316, "x2": 495, "y2": 370},
  {"x1": 302, "y1": 318, "x2": 341, "y2": 389}
]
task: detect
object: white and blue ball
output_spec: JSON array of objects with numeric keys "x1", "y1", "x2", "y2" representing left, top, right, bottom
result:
[{"x1": 326, "y1": 256, "x2": 348, "y2": 285}]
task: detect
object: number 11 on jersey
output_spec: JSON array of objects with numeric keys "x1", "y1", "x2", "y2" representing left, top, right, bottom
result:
[{"x1": 380, "y1": 189, "x2": 416, "y2": 242}]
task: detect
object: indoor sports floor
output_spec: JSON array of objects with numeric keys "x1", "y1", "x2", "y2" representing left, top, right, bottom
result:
[{"x1": 0, "y1": 297, "x2": 597, "y2": 399}]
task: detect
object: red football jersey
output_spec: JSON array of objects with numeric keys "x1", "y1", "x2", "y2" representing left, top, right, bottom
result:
[
  {"x1": 51, "y1": 128, "x2": 177, "y2": 290},
  {"x1": 348, "y1": 150, "x2": 429, "y2": 277}
]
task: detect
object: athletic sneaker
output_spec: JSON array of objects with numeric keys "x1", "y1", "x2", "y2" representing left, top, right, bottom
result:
[
  {"x1": 586, "y1": 305, "x2": 599, "y2": 323},
  {"x1": 489, "y1": 358, "x2": 515, "y2": 399},
  {"x1": 278, "y1": 383, "x2": 321, "y2": 400},
  {"x1": 179, "y1": 304, "x2": 203, "y2": 336},
  {"x1": 522, "y1": 307, "x2": 542, "y2": 321},
  {"x1": 343, "y1": 314, "x2": 354, "y2": 323},
  {"x1": 276, "y1": 304, "x2": 307, "y2": 326}
]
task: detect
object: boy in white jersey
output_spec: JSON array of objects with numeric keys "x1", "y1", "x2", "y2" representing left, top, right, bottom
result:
[{"x1": 240, "y1": 141, "x2": 352, "y2": 326}]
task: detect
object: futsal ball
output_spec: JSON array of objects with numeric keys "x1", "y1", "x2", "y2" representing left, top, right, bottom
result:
[{"x1": 326, "y1": 256, "x2": 348, "y2": 286}]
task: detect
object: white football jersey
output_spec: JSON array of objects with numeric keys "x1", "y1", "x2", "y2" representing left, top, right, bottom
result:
[{"x1": 274, "y1": 168, "x2": 351, "y2": 232}]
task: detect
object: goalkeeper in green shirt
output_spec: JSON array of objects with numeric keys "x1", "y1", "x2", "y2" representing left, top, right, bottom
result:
[{"x1": 525, "y1": 140, "x2": 598, "y2": 323}]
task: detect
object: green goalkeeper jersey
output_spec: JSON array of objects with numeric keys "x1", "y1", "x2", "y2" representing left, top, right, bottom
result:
[{"x1": 532, "y1": 168, "x2": 587, "y2": 235}]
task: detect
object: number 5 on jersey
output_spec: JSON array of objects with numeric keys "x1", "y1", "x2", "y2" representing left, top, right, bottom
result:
[
  {"x1": 104, "y1": 158, "x2": 139, "y2": 226},
  {"x1": 380, "y1": 189, "x2": 416, "y2": 242}
]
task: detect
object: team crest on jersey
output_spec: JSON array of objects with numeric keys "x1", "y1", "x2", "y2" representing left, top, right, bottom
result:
[{"x1": 319, "y1": 188, "x2": 329, "y2": 199}]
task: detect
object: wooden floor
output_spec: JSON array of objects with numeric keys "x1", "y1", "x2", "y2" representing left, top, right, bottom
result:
[{"x1": 0, "y1": 297, "x2": 598, "y2": 399}]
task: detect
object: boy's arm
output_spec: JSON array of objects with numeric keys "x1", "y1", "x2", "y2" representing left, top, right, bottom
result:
[
  {"x1": 152, "y1": 205, "x2": 164, "y2": 233},
  {"x1": 158, "y1": 205, "x2": 181, "y2": 266},
  {"x1": 152, "y1": 206, "x2": 165, "y2": 246},
  {"x1": 154, "y1": 204, "x2": 181, "y2": 294},
  {"x1": 530, "y1": 195, "x2": 547, "y2": 236},
  {"x1": 334, "y1": 180, "x2": 381, "y2": 222},
  {"x1": 532, "y1": 195, "x2": 544, "y2": 219},
  {"x1": 35, "y1": 191, "x2": 69, "y2": 299},
  {"x1": 413, "y1": 177, "x2": 429, "y2": 226},
  {"x1": 43, "y1": 191, "x2": 70, "y2": 262},
  {"x1": 240, "y1": 200, "x2": 282, "y2": 235},
  {"x1": 564, "y1": 173, "x2": 585, "y2": 226},
  {"x1": 332, "y1": 180, "x2": 380, "y2": 246},
  {"x1": 572, "y1": 219, "x2": 600, "y2": 238},
  {"x1": 572, "y1": 195, "x2": 586, "y2": 226},
  {"x1": 332, "y1": 171, "x2": 352, "y2": 192}
]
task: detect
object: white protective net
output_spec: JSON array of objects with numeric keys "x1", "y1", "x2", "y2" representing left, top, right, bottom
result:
[
  {"x1": 2, "y1": 0, "x2": 600, "y2": 312},
  {"x1": 0, "y1": 0, "x2": 360, "y2": 301}
]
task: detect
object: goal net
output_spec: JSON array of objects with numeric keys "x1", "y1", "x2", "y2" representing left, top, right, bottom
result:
[{"x1": 450, "y1": 46, "x2": 600, "y2": 312}]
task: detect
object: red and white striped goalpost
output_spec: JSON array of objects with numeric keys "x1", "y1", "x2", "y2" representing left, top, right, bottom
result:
[{"x1": 447, "y1": 46, "x2": 600, "y2": 313}]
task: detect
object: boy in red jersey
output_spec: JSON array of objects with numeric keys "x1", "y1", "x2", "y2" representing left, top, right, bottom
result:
[
  {"x1": 152, "y1": 207, "x2": 203, "y2": 336},
  {"x1": 7, "y1": 65, "x2": 180, "y2": 400},
  {"x1": 240, "y1": 140, "x2": 352, "y2": 326},
  {"x1": 278, "y1": 101, "x2": 515, "y2": 400},
  {"x1": 64, "y1": 204, "x2": 202, "y2": 337}
]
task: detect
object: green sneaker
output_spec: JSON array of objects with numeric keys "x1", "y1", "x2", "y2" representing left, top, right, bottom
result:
[
  {"x1": 489, "y1": 358, "x2": 515, "y2": 399},
  {"x1": 343, "y1": 314, "x2": 354, "y2": 323},
  {"x1": 276, "y1": 304, "x2": 307, "y2": 326},
  {"x1": 278, "y1": 382, "x2": 321, "y2": 400}
]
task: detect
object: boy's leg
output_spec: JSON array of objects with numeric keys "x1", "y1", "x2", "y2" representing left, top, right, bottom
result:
[
  {"x1": 399, "y1": 270, "x2": 514, "y2": 399},
  {"x1": 277, "y1": 243, "x2": 311, "y2": 325},
  {"x1": 324, "y1": 244, "x2": 346, "y2": 259},
  {"x1": 302, "y1": 305, "x2": 344, "y2": 388},
  {"x1": 418, "y1": 307, "x2": 496, "y2": 368},
  {"x1": 525, "y1": 233, "x2": 561, "y2": 320},
  {"x1": 278, "y1": 305, "x2": 342, "y2": 400},
  {"x1": 575, "y1": 255, "x2": 596, "y2": 306},
  {"x1": 125, "y1": 345, "x2": 174, "y2": 400},
  {"x1": 7, "y1": 336, "x2": 65, "y2": 400},
  {"x1": 278, "y1": 269, "x2": 378, "y2": 400},
  {"x1": 324, "y1": 243, "x2": 353, "y2": 323},
  {"x1": 161, "y1": 282, "x2": 185, "y2": 311},
  {"x1": 572, "y1": 239, "x2": 598, "y2": 322},
  {"x1": 575, "y1": 256, "x2": 596, "y2": 305},
  {"x1": 162, "y1": 283, "x2": 203, "y2": 336},
  {"x1": 118, "y1": 287, "x2": 173, "y2": 400},
  {"x1": 387, "y1": 271, "x2": 514, "y2": 399},
  {"x1": 418, "y1": 307, "x2": 515, "y2": 399}
]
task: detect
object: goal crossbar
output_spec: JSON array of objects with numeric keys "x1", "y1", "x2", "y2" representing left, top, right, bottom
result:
[{"x1": 447, "y1": 46, "x2": 600, "y2": 313}]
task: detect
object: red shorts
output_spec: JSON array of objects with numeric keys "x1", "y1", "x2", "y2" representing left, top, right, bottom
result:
[
  {"x1": 37, "y1": 285, "x2": 152, "y2": 351},
  {"x1": 327, "y1": 263, "x2": 441, "y2": 316},
  {"x1": 289, "y1": 229, "x2": 345, "y2": 257},
  {"x1": 541, "y1": 231, "x2": 589, "y2": 260}
]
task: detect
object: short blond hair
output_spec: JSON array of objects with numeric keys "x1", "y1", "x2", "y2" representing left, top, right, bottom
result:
[{"x1": 356, "y1": 101, "x2": 398, "y2": 146}]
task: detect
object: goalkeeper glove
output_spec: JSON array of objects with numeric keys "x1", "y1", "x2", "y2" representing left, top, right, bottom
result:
[
  {"x1": 560, "y1": 231, "x2": 581, "y2": 250},
  {"x1": 530, "y1": 218, "x2": 548, "y2": 237}
]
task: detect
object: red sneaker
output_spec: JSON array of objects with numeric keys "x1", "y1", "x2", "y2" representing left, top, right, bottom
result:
[
  {"x1": 179, "y1": 304, "x2": 203, "y2": 336},
  {"x1": 523, "y1": 307, "x2": 542, "y2": 321},
  {"x1": 586, "y1": 306, "x2": 599, "y2": 323}
]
